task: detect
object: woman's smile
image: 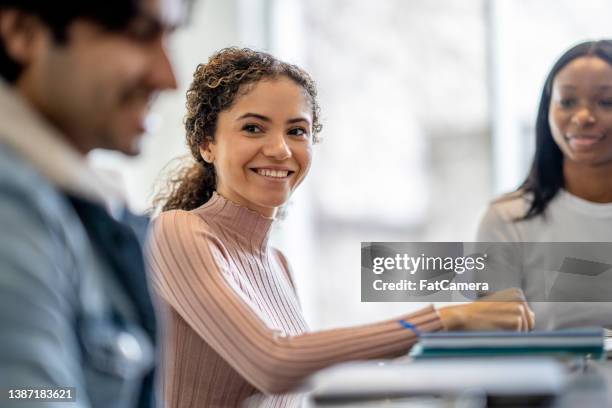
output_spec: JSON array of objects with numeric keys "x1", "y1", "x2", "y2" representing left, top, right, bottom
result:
[
  {"x1": 250, "y1": 167, "x2": 296, "y2": 180},
  {"x1": 565, "y1": 133, "x2": 607, "y2": 151}
]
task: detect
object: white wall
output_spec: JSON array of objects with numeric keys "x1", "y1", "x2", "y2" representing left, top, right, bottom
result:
[{"x1": 490, "y1": 0, "x2": 612, "y2": 194}]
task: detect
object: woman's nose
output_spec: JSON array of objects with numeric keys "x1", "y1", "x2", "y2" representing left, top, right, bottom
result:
[
  {"x1": 263, "y1": 134, "x2": 291, "y2": 160},
  {"x1": 571, "y1": 108, "x2": 596, "y2": 127}
]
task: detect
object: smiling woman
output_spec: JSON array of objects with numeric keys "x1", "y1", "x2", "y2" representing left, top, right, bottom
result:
[
  {"x1": 476, "y1": 40, "x2": 612, "y2": 330},
  {"x1": 148, "y1": 47, "x2": 534, "y2": 408},
  {"x1": 154, "y1": 47, "x2": 321, "y2": 214},
  {"x1": 549, "y1": 55, "x2": 612, "y2": 168},
  {"x1": 201, "y1": 77, "x2": 313, "y2": 217}
]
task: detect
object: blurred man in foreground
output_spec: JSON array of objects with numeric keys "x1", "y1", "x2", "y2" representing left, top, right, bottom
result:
[{"x1": 0, "y1": 0, "x2": 187, "y2": 406}]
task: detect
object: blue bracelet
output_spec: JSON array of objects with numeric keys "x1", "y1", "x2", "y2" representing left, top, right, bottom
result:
[{"x1": 399, "y1": 319, "x2": 421, "y2": 336}]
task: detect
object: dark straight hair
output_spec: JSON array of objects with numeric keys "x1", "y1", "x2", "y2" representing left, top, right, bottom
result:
[
  {"x1": 0, "y1": 0, "x2": 148, "y2": 83},
  {"x1": 517, "y1": 40, "x2": 612, "y2": 220}
]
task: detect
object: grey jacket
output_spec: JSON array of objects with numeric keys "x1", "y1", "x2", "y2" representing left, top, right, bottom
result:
[{"x1": 0, "y1": 83, "x2": 156, "y2": 407}]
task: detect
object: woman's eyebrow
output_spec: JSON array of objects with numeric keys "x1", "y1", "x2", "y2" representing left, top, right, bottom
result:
[
  {"x1": 237, "y1": 113, "x2": 270, "y2": 122},
  {"x1": 237, "y1": 113, "x2": 311, "y2": 125},
  {"x1": 287, "y1": 117, "x2": 311, "y2": 125}
]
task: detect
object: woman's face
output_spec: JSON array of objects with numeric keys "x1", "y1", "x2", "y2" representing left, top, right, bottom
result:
[
  {"x1": 549, "y1": 56, "x2": 612, "y2": 166},
  {"x1": 203, "y1": 77, "x2": 313, "y2": 217}
]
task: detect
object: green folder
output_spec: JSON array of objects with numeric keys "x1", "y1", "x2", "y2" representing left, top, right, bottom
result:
[{"x1": 409, "y1": 328, "x2": 605, "y2": 360}]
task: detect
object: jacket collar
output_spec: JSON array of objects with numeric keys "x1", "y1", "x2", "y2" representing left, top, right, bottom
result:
[{"x1": 0, "y1": 79, "x2": 125, "y2": 210}]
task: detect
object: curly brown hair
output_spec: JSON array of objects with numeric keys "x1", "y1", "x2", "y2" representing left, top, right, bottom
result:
[{"x1": 153, "y1": 47, "x2": 322, "y2": 212}]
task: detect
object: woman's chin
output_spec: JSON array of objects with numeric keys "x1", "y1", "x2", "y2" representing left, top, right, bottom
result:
[
  {"x1": 253, "y1": 195, "x2": 290, "y2": 212},
  {"x1": 567, "y1": 151, "x2": 612, "y2": 167}
]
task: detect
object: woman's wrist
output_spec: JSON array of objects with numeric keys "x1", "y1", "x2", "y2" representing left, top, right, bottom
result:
[{"x1": 436, "y1": 305, "x2": 461, "y2": 331}]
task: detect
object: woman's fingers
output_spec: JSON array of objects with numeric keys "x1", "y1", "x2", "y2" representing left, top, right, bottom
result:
[
  {"x1": 501, "y1": 306, "x2": 523, "y2": 331},
  {"x1": 518, "y1": 304, "x2": 528, "y2": 332},
  {"x1": 437, "y1": 289, "x2": 536, "y2": 332},
  {"x1": 513, "y1": 303, "x2": 530, "y2": 331},
  {"x1": 483, "y1": 302, "x2": 529, "y2": 331},
  {"x1": 480, "y1": 288, "x2": 534, "y2": 331},
  {"x1": 528, "y1": 309, "x2": 536, "y2": 330}
]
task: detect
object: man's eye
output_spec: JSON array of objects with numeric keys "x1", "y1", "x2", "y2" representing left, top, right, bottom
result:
[
  {"x1": 124, "y1": 17, "x2": 164, "y2": 42},
  {"x1": 243, "y1": 124, "x2": 263, "y2": 134}
]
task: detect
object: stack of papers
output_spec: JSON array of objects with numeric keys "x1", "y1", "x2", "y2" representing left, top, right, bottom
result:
[
  {"x1": 604, "y1": 329, "x2": 612, "y2": 358},
  {"x1": 409, "y1": 328, "x2": 605, "y2": 360}
]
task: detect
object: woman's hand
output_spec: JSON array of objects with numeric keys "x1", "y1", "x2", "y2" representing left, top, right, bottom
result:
[{"x1": 437, "y1": 288, "x2": 535, "y2": 331}]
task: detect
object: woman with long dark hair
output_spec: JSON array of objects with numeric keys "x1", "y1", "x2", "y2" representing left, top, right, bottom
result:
[
  {"x1": 477, "y1": 40, "x2": 612, "y2": 329},
  {"x1": 149, "y1": 47, "x2": 533, "y2": 407}
]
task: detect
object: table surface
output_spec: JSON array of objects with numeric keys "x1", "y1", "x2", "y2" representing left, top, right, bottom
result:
[
  {"x1": 564, "y1": 359, "x2": 612, "y2": 407},
  {"x1": 245, "y1": 358, "x2": 612, "y2": 407}
]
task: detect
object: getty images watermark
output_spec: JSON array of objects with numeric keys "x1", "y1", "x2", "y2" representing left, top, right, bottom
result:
[{"x1": 361, "y1": 242, "x2": 612, "y2": 302}]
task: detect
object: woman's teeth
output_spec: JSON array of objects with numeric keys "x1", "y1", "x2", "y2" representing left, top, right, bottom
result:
[{"x1": 256, "y1": 169, "x2": 290, "y2": 178}]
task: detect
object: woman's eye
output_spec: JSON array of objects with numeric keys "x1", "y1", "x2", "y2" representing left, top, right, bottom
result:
[
  {"x1": 288, "y1": 127, "x2": 308, "y2": 138},
  {"x1": 242, "y1": 124, "x2": 263, "y2": 134},
  {"x1": 599, "y1": 99, "x2": 612, "y2": 108},
  {"x1": 559, "y1": 99, "x2": 576, "y2": 108}
]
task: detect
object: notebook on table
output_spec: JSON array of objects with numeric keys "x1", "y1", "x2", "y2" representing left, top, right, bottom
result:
[{"x1": 409, "y1": 327, "x2": 605, "y2": 360}]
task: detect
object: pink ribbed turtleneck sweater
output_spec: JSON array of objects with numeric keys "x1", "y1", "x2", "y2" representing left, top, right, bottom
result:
[{"x1": 147, "y1": 192, "x2": 443, "y2": 407}]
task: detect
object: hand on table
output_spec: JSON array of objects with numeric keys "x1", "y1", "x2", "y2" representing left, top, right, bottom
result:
[{"x1": 437, "y1": 288, "x2": 535, "y2": 332}]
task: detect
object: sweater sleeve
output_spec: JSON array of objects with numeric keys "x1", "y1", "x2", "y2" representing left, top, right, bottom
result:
[
  {"x1": 476, "y1": 199, "x2": 523, "y2": 242},
  {"x1": 473, "y1": 202, "x2": 524, "y2": 293},
  {"x1": 147, "y1": 210, "x2": 443, "y2": 395}
]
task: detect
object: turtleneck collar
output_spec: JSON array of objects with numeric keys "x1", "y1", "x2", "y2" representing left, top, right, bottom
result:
[{"x1": 193, "y1": 191, "x2": 275, "y2": 250}]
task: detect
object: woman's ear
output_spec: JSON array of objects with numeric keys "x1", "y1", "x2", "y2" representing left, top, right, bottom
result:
[{"x1": 199, "y1": 140, "x2": 215, "y2": 164}]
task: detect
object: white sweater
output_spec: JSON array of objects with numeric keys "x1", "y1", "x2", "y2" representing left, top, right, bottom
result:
[{"x1": 476, "y1": 189, "x2": 612, "y2": 330}]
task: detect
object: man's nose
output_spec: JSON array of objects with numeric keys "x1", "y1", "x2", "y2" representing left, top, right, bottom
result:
[{"x1": 147, "y1": 40, "x2": 178, "y2": 91}]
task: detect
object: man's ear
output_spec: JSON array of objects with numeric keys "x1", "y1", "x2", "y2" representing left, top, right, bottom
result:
[
  {"x1": 199, "y1": 139, "x2": 215, "y2": 164},
  {"x1": 0, "y1": 10, "x2": 49, "y2": 65}
]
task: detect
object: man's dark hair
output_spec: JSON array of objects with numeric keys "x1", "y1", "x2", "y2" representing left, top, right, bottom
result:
[{"x1": 0, "y1": 0, "x2": 142, "y2": 82}]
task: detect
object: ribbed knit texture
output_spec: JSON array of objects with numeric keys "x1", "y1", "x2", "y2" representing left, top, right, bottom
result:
[{"x1": 147, "y1": 192, "x2": 444, "y2": 407}]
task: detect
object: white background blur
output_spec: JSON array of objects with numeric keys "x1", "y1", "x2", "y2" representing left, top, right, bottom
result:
[{"x1": 90, "y1": 0, "x2": 612, "y2": 330}]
